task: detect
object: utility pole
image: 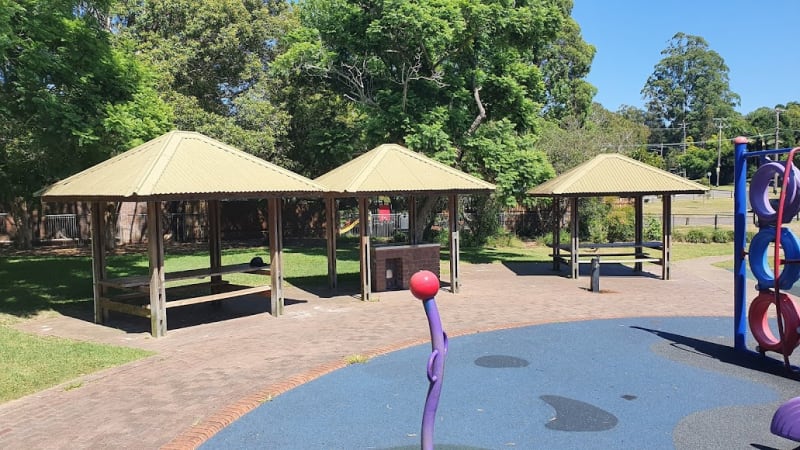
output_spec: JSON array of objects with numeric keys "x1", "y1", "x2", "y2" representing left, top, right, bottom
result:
[
  {"x1": 771, "y1": 108, "x2": 786, "y2": 193},
  {"x1": 681, "y1": 120, "x2": 687, "y2": 152},
  {"x1": 775, "y1": 107, "x2": 786, "y2": 149},
  {"x1": 713, "y1": 118, "x2": 728, "y2": 187}
]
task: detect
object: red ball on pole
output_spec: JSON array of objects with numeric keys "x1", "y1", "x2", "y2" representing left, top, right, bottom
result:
[{"x1": 410, "y1": 270, "x2": 440, "y2": 300}]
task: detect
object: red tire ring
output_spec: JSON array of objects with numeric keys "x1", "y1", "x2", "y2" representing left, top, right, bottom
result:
[
  {"x1": 750, "y1": 161, "x2": 800, "y2": 224},
  {"x1": 748, "y1": 291, "x2": 800, "y2": 355}
]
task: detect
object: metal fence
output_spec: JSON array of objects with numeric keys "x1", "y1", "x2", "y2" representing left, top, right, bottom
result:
[
  {"x1": 339, "y1": 212, "x2": 411, "y2": 238},
  {"x1": 115, "y1": 213, "x2": 208, "y2": 243},
  {"x1": 10, "y1": 209, "x2": 749, "y2": 245}
]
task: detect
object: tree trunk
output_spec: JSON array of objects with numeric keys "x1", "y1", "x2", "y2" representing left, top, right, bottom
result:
[
  {"x1": 412, "y1": 196, "x2": 442, "y2": 243},
  {"x1": 11, "y1": 197, "x2": 34, "y2": 249}
]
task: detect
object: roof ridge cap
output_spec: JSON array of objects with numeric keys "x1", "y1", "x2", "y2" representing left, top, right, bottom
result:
[{"x1": 135, "y1": 131, "x2": 181, "y2": 195}]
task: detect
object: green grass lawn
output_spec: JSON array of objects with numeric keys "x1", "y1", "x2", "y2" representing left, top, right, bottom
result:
[
  {"x1": 0, "y1": 238, "x2": 733, "y2": 404},
  {"x1": 0, "y1": 327, "x2": 153, "y2": 403}
]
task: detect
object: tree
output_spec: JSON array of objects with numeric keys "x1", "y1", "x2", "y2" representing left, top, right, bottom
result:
[
  {"x1": 536, "y1": 103, "x2": 652, "y2": 174},
  {"x1": 0, "y1": 0, "x2": 172, "y2": 247},
  {"x1": 746, "y1": 103, "x2": 800, "y2": 150},
  {"x1": 642, "y1": 32, "x2": 740, "y2": 148},
  {"x1": 534, "y1": 1, "x2": 596, "y2": 123},
  {"x1": 113, "y1": 0, "x2": 295, "y2": 166},
  {"x1": 274, "y1": 0, "x2": 588, "y2": 208}
]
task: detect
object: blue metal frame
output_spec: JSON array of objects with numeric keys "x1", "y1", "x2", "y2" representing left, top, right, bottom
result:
[{"x1": 733, "y1": 137, "x2": 795, "y2": 351}]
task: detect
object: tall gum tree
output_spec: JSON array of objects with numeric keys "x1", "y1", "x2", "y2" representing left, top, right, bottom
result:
[{"x1": 642, "y1": 32, "x2": 740, "y2": 148}]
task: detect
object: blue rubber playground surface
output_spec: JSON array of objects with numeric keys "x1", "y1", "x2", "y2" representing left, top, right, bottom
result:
[{"x1": 202, "y1": 317, "x2": 800, "y2": 449}]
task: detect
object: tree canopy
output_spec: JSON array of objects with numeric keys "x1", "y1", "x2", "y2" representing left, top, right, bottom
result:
[
  {"x1": 641, "y1": 32, "x2": 740, "y2": 148},
  {"x1": 4, "y1": 0, "x2": 800, "y2": 248},
  {"x1": 272, "y1": 0, "x2": 599, "y2": 206}
]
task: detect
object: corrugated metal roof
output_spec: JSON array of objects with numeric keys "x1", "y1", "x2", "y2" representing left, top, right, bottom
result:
[
  {"x1": 39, "y1": 131, "x2": 326, "y2": 201},
  {"x1": 529, "y1": 153, "x2": 708, "y2": 196},
  {"x1": 314, "y1": 143, "x2": 496, "y2": 195}
]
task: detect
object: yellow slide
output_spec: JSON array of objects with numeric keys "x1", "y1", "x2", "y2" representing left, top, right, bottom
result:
[{"x1": 339, "y1": 219, "x2": 359, "y2": 235}]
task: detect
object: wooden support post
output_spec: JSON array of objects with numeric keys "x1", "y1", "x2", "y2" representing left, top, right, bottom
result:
[
  {"x1": 448, "y1": 194, "x2": 460, "y2": 293},
  {"x1": 570, "y1": 197, "x2": 579, "y2": 279},
  {"x1": 408, "y1": 195, "x2": 417, "y2": 245},
  {"x1": 90, "y1": 202, "x2": 107, "y2": 323},
  {"x1": 325, "y1": 196, "x2": 338, "y2": 288},
  {"x1": 552, "y1": 197, "x2": 560, "y2": 271},
  {"x1": 359, "y1": 197, "x2": 372, "y2": 301},
  {"x1": 147, "y1": 201, "x2": 167, "y2": 337},
  {"x1": 634, "y1": 196, "x2": 643, "y2": 272},
  {"x1": 662, "y1": 195, "x2": 672, "y2": 280},
  {"x1": 208, "y1": 200, "x2": 222, "y2": 287},
  {"x1": 268, "y1": 198, "x2": 284, "y2": 316}
]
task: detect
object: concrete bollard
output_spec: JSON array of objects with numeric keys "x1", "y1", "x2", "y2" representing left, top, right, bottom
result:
[{"x1": 590, "y1": 257, "x2": 600, "y2": 292}]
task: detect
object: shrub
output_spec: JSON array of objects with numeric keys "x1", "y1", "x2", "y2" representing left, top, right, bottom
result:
[
  {"x1": 461, "y1": 195, "x2": 501, "y2": 247},
  {"x1": 711, "y1": 229, "x2": 734, "y2": 243},
  {"x1": 644, "y1": 217, "x2": 662, "y2": 241},
  {"x1": 686, "y1": 229, "x2": 711, "y2": 243},
  {"x1": 606, "y1": 205, "x2": 635, "y2": 242}
]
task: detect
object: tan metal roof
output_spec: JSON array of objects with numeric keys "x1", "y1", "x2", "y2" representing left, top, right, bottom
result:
[
  {"x1": 528, "y1": 153, "x2": 708, "y2": 197},
  {"x1": 314, "y1": 143, "x2": 496, "y2": 195},
  {"x1": 39, "y1": 131, "x2": 325, "y2": 202}
]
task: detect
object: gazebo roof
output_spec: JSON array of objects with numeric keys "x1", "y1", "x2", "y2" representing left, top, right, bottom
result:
[
  {"x1": 528, "y1": 153, "x2": 708, "y2": 197},
  {"x1": 39, "y1": 131, "x2": 325, "y2": 202},
  {"x1": 314, "y1": 143, "x2": 496, "y2": 195}
]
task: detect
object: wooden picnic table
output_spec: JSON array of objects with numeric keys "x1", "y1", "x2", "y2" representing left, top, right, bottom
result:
[
  {"x1": 97, "y1": 263, "x2": 271, "y2": 319},
  {"x1": 552, "y1": 241, "x2": 666, "y2": 279}
]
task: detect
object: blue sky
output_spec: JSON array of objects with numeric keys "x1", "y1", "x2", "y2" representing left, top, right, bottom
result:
[{"x1": 572, "y1": 1, "x2": 800, "y2": 115}]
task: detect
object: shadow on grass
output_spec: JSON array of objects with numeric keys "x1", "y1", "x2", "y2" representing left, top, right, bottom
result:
[{"x1": 0, "y1": 243, "x2": 364, "y2": 331}]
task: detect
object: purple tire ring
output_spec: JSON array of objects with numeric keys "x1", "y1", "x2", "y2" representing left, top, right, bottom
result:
[
  {"x1": 749, "y1": 162, "x2": 800, "y2": 224},
  {"x1": 771, "y1": 396, "x2": 800, "y2": 441}
]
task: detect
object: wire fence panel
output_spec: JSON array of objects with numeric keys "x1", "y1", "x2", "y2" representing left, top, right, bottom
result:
[{"x1": 43, "y1": 214, "x2": 80, "y2": 241}]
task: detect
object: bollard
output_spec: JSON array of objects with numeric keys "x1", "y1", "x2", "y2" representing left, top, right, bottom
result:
[{"x1": 590, "y1": 257, "x2": 600, "y2": 292}]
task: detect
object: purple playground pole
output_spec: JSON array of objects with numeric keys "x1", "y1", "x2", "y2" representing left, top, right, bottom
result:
[{"x1": 410, "y1": 270, "x2": 448, "y2": 450}]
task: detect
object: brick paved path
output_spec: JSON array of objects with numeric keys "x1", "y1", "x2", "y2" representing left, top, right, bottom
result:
[{"x1": 1, "y1": 257, "x2": 735, "y2": 449}]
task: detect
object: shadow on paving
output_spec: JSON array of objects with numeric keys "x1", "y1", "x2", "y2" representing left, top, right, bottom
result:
[
  {"x1": 632, "y1": 325, "x2": 800, "y2": 380},
  {"x1": 502, "y1": 260, "x2": 661, "y2": 279},
  {"x1": 101, "y1": 295, "x2": 308, "y2": 334}
]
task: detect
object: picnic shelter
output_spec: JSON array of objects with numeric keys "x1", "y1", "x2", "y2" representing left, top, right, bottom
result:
[
  {"x1": 314, "y1": 144, "x2": 496, "y2": 301},
  {"x1": 39, "y1": 131, "x2": 326, "y2": 337},
  {"x1": 528, "y1": 153, "x2": 708, "y2": 280}
]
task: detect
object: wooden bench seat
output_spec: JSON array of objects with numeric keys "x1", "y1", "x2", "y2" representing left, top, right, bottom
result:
[
  {"x1": 551, "y1": 241, "x2": 666, "y2": 279},
  {"x1": 97, "y1": 262, "x2": 272, "y2": 319},
  {"x1": 98, "y1": 263, "x2": 270, "y2": 291}
]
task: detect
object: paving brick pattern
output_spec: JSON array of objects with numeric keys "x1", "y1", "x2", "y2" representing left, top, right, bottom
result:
[{"x1": 1, "y1": 257, "x2": 736, "y2": 449}]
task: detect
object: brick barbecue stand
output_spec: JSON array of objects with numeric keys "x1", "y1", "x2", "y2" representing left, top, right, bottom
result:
[{"x1": 370, "y1": 243, "x2": 440, "y2": 291}]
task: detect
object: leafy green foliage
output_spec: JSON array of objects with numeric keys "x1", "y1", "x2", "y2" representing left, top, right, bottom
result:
[
  {"x1": 0, "y1": 1, "x2": 172, "y2": 192},
  {"x1": 642, "y1": 33, "x2": 740, "y2": 147},
  {"x1": 115, "y1": 0, "x2": 295, "y2": 165},
  {"x1": 462, "y1": 119, "x2": 555, "y2": 207},
  {"x1": 275, "y1": 0, "x2": 589, "y2": 206}
]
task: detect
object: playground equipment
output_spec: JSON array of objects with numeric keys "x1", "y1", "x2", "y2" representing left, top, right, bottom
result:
[
  {"x1": 772, "y1": 396, "x2": 800, "y2": 442},
  {"x1": 409, "y1": 270, "x2": 447, "y2": 450},
  {"x1": 734, "y1": 137, "x2": 800, "y2": 368}
]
